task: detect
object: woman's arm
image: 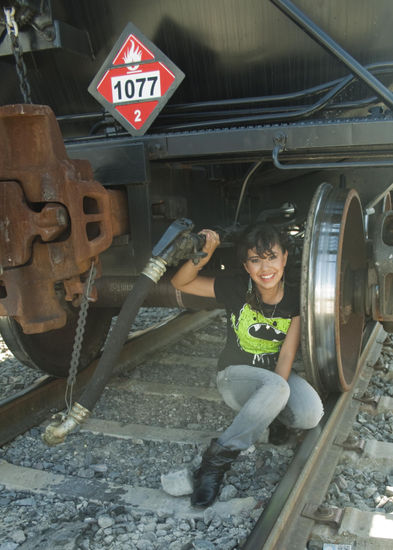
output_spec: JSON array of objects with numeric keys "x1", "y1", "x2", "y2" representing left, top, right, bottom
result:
[
  {"x1": 274, "y1": 315, "x2": 300, "y2": 380},
  {"x1": 171, "y1": 229, "x2": 220, "y2": 298}
]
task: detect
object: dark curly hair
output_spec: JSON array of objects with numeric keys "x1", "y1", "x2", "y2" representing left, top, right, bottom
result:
[
  {"x1": 236, "y1": 223, "x2": 288, "y2": 311},
  {"x1": 237, "y1": 223, "x2": 287, "y2": 264}
]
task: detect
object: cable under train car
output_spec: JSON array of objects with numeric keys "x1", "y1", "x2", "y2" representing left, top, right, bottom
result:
[{"x1": 1, "y1": 0, "x2": 393, "y2": 434}]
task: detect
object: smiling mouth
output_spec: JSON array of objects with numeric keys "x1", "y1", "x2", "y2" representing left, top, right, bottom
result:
[{"x1": 260, "y1": 274, "x2": 275, "y2": 280}]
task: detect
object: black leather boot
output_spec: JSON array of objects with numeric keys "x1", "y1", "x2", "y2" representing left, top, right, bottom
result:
[
  {"x1": 191, "y1": 439, "x2": 240, "y2": 508},
  {"x1": 268, "y1": 419, "x2": 290, "y2": 445}
]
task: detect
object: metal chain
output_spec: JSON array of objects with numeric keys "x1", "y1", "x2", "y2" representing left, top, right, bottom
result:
[
  {"x1": 4, "y1": 7, "x2": 32, "y2": 103},
  {"x1": 65, "y1": 261, "x2": 97, "y2": 414}
]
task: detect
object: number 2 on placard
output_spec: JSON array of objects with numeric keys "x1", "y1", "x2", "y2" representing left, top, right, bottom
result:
[{"x1": 134, "y1": 109, "x2": 141, "y2": 122}]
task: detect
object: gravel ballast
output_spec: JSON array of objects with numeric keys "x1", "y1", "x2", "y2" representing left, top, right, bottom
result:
[{"x1": 1, "y1": 312, "x2": 392, "y2": 549}]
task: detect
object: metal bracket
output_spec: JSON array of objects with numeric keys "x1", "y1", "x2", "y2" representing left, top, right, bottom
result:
[
  {"x1": 372, "y1": 361, "x2": 388, "y2": 373},
  {"x1": 0, "y1": 20, "x2": 93, "y2": 57},
  {"x1": 302, "y1": 504, "x2": 344, "y2": 527},
  {"x1": 272, "y1": 137, "x2": 393, "y2": 170},
  {"x1": 273, "y1": 132, "x2": 287, "y2": 150},
  {"x1": 353, "y1": 390, "x2": 380, "y2": 407},
  {"x1": 334, "y1": 434, "x2": 365, "y2": 453}
]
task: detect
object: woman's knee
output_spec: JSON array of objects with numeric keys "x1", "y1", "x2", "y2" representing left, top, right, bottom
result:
[
  {"x1": 281, "y1": 373, "x2": 324, "y2": 429},
  {"x1": 216, "y1": 365, "x2": 290, "y2": 411},
  {"x1": 303, "y1": 399, "x2": 324, "y2": 429},
  {"x1": 257, "y1": 372, "x2": 290, "y2": 411},
  {"x1": 279, "y1": 402, "x2": 323, "y2": 429},
  {"x1": 273, "y1": 374, "x2": 291, "y2": 402}
]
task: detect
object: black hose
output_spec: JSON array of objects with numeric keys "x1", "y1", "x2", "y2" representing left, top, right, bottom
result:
[
  {"x1": 152, "y1": 63, "x2": 393, "y2": 132},
  {"x1": 77, "y1": 273, "x2": 155, "y2": 411},
  {"x1": 164, "y1": 64, "x2": 393, "y2": 113},
  {"x1": 156, "y1": 73, "x2": 355, "y2": 131},
  {"x1": 59, "y1": 62, "x2": 393, "y2": 133}
]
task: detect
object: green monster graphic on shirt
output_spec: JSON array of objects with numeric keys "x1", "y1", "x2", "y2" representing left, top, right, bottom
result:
[{"x1": 231, "y1": 303, "x2": 291, "y2": 364}]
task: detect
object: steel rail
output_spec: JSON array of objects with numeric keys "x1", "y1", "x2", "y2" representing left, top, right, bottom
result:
[
  {"x1": 0, "y1": 312, "x2": 385, "y2": 548},
  {"x1": 243, "y1": 321, "x2": 385, "y2": 549},
  {"x1": 0, "y1": 310, "x2": 220, "y2": 446}
]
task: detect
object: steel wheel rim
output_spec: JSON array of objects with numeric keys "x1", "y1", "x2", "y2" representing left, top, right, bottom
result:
[{"x1": 301, "y1": 183, "x2": 366, "y2": 393}]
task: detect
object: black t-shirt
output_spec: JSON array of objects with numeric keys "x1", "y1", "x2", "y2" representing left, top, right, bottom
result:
[{"x1": 214, "y1": 271, "x2": 300, "y2": 370}]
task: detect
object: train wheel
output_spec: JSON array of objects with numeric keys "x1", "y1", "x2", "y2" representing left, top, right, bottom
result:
[
  {"x1": 0, "y1": 306, "x2": 114, "y2": 377},
  {"x1": 301, "y1": 183, "x2": 367, "y2": 394}
]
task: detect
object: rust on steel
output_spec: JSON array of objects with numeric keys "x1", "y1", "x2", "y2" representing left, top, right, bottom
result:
[{"x1": 0, "y1": 104, "x2": 128, "y2": 334}]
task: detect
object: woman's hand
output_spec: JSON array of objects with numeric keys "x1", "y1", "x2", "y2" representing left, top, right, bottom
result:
[
  {"x1": 170, "y1": 228, "x2": 219, "y2": 298},
  {"x1": 199, "y1": 229, "x2": 220, "y2": 265}
]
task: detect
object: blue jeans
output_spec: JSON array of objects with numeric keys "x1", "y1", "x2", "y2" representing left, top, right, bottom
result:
[{"x1": 216, "y1": 365, "x2": 324, "y2": 450}]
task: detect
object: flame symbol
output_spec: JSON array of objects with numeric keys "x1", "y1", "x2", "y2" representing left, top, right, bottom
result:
[{"x1": 123, "y1": 40, "x2": 142, "y2": 72}]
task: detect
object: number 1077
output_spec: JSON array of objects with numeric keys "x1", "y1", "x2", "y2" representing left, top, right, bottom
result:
[{"x1": 111, "y1": 70, "x2": 161, "y2": 103}]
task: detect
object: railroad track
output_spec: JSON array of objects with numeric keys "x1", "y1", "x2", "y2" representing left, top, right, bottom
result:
[
  {"x1": 245, "y1": 322, "x2": 390, "y2": 550},
  {"x1": 0, "y1": 312, "x2": 392, "y2": 549},
  {"x1": 0, "y1": 309, "x2": 220, "y2": 447}
]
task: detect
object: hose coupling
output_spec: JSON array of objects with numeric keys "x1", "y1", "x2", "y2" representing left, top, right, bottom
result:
[
  {"x1": 142, "y1": 257, "x2": 167, "y2": 283},
  {"x1": 42, "y1": 402, "x2": 90, "y2": 446}
]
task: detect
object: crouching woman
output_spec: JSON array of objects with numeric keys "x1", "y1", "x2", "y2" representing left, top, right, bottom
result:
[{"x1": 171, "y1": 223, "x2": 324, "y2": 507}]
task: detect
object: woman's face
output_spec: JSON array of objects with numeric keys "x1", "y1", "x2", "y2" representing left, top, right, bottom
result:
[{"x1": 243, "y1": 243, "x2": 287, "y2": 293}]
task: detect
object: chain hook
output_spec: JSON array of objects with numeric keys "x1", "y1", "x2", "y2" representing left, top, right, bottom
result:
[
  {"x1": 3, "y1": 6, "x2": 32, "y2": 104},
  {"x1": 4, "y1": 7, "x2": 19, "y2": 37},
  {"x1": 64, "y1": 260, "x2": 98, "y2": 415}
]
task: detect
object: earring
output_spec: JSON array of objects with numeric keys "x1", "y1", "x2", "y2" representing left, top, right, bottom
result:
[
  {"x1": 247, "y1": 276, "x2": 253, "y2": 294},
  {"x1": 282, "y1": 271, "x2": 285, "y2": 290}
]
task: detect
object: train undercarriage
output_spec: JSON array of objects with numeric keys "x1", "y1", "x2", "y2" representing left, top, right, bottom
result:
[
  {"x1": 1, "y1": 102, "x2": 393, "y2": 400},
  {"x1": 1, "y1": 0, "x2": 393, "y2": 412}
]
